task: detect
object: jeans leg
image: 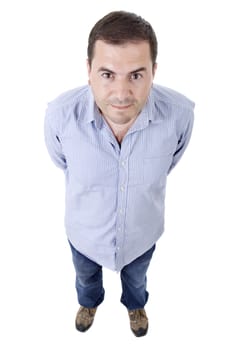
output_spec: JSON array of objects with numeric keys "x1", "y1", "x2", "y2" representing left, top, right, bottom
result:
[
  {"x1": 69, "y1": 241, "x2": 105, "y2": 308},
  {"x1": 120, "y1": 245, "x2": 156, "y2": 310}
]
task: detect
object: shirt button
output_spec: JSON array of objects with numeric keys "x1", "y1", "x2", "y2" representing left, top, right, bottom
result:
[
  {"x1": 121, "y1": 161, "x2": 125, "y2": 166},
  {"x1": 120, "y1": 185, "x2": 124, "y2": 191}
]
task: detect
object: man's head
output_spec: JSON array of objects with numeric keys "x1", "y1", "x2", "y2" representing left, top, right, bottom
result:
[
  {"x1": 87, "y1": 11, "x2": 158, "y2": 67},
  {"x1": 87, "y1": 11, "x2": 158, "y2": 125}
]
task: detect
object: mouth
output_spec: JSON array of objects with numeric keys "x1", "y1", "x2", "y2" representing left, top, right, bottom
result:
[{"x1": 110, "y1": 104, "x2": 132, "y2": 110}]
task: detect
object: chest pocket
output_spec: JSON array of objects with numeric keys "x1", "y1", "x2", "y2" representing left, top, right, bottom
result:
[{"x1": 128, "y1": 152, "x2": 173, "y2": 186}]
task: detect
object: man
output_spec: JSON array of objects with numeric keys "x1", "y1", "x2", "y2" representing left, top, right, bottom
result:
[{"x1": 44, "y1": 11, "x2": 194, "y2": 337}]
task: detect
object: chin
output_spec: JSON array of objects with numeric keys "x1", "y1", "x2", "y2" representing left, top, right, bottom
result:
[{"x1": 112, "y1": 117, "x2": 133, "y2": 125}]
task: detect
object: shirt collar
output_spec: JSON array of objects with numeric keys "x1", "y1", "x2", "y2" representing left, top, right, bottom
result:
[
  {"x1": 147, "y1": 86, "x2": 164, "y2": 124},
  {"x1": 81, "y1": 87, "x2": 103, "y2": 128},
  {"x1": 129, "y1": 88, "x2": 163, "y2": 132}
]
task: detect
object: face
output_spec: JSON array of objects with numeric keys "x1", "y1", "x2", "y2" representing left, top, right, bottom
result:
[{"x1": 87, "y1": 40, "x2": 156, "y2": 126}]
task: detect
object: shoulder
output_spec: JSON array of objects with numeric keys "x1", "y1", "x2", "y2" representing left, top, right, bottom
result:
[
  {"x1": 152, "y1": 84, "x2": 195, "y2": 111},
  {"x1": 45, "y1": 85, "x2": 91, "y2": 131},
  {"x1": 46, "y1": 85, "x2": 90, "y2": 114},
  {"x1": 149, "y1": 84, "x2": 195, "y2": 128}
]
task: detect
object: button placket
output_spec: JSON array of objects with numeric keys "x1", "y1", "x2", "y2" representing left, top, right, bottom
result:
[{"x1": 115, "y1": 138, "x2": 130, "y2": 269}]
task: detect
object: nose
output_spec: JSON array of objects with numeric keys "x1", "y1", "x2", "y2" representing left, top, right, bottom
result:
[{"x1": 113, "y1": 78, "x2": 132, "y2": 102}]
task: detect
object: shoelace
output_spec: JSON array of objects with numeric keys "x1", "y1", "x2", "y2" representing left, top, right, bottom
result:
[
  {"x1": 129, "y1": 309, "x2": 146, "y2": 323},
  {"x1": 80, "y1": 307, "x2": 95, "y2": 320}
]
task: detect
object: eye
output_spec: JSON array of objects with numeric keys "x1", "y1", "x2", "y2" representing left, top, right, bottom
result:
[
  {"x1": 101, "y1": 72, "x2": 114, "y2": 79},
  {"x1": 130, "y1": 73, "x2": 143, "y2": 80}
]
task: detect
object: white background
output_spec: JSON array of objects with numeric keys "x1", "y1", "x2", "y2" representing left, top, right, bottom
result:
[{"x1": 0, "y1": 0, "x2": 232, "y2": 349}]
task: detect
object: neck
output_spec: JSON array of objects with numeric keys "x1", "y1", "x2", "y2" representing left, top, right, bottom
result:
[{"x1": 104, "y1": 117, "x2": 136, "y2": 143}]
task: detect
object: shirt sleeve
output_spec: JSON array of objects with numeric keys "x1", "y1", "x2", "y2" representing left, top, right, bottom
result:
[
  {"x1": 44, "y1": 108, "x2": 67, "y2": 171},
  {"x1": 168, "y1": 107, "x2": 194, "y2": 174}
]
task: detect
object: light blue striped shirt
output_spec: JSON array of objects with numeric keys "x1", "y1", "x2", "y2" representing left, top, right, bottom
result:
[{"x1": 44, "y1": 84, "x2": 195, "y2": 271}]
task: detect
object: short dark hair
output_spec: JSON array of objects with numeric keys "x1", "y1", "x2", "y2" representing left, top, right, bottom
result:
[{"x1": 87, "y1": 11, "x2": 158, "y2": 66}]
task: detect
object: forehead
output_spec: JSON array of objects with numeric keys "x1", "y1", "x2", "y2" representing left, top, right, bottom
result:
[{"x1": 92, "y1": 40, "x2": 152, "y2": 69}]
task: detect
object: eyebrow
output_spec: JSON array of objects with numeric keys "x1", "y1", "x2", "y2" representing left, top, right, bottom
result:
[{"x1": 97, "y1": 67, "x2": 147, "y2": 74}]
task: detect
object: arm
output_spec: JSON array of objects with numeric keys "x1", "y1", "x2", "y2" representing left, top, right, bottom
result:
[
  {"x1": 44, "y1": 110, "x2": 67, "y2": 171},
  {"x1": 168, "y1": 108, "x2": 194, "y2": 174}
]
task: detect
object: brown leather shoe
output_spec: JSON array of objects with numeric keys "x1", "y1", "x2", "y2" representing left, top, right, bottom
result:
[
  {"x1": 128, "y1": 309, "x2": 148, "y2": 337},
  {"x1": 75, "y1": 306, "x2": 97, "y2": 332}
]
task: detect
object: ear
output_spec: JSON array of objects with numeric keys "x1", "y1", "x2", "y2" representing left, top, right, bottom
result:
[
  {"x1": 152, "y1": 62, "x2": 157, "y2": 78},
  {"x1": 86, "y1": 59, "x2": 91, "y2": 85},
  {"x1": 86, "y1": 59, "x2": 91, "y2": 76}
]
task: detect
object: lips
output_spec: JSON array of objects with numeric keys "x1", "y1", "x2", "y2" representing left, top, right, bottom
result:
[{"x1": 111, "y1": 104, "x2": 132, "y2": 110}]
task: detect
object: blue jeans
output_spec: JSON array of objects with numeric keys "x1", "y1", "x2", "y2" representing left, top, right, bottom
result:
[{"x1": 69, "y1": 241, "x2": 155, "y2": 310}]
